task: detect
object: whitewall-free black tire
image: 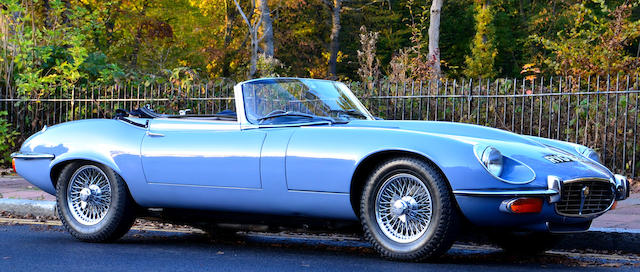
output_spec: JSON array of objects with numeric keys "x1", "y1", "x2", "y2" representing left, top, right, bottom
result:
[{"x1": 56, "y1": 161, "x2": 136, "y2": 242}]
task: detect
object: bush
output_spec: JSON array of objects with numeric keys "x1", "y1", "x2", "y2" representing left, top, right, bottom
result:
[{"x1": 0, "y1": 111, "x2": 19, "y2": 168}]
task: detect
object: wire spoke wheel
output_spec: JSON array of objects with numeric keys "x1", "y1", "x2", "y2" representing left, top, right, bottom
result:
[
  {"x1": 66, "y1": 165, "x2": 112, "y2": 225},
  {"x1": 375, "y1": 173, "x2": 433, "y2": 243}
]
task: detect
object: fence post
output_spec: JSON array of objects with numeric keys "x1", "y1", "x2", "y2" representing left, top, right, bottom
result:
[{"x1": 71, "y1": 86, "x2": 76, "y2": 120}]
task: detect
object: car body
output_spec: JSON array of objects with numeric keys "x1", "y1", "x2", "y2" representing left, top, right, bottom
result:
[{"x1": 12, "y1": 77, "x2": 631, "y2": 260}]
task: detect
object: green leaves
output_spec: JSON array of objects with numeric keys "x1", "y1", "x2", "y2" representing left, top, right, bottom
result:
[
  {"x1": 0, "y1": 111, "x2": 19, "y2": 167},
  {"x1": 531, "y1": 2, "x2": 640, "y2": 78},
  {"x1": 1, "y1": 0, "x2": 125, "y2": 98}
]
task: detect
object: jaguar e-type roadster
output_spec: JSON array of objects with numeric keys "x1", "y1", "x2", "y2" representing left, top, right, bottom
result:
[{"x1": 12, "y1": 78, "x2": 630, "y2": 261}]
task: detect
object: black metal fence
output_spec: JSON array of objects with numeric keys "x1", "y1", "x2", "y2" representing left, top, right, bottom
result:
[{"x1": 2, "y1": 75, "x2": 640, "y2": 177}]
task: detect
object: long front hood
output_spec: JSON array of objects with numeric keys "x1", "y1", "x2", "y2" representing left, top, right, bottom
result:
[
  {"x1": 343, "y1": 120, "x2": 613, "y2": 181},
  {"x1": 344, "y1": 120, "x2": 543, "y2": 146}
]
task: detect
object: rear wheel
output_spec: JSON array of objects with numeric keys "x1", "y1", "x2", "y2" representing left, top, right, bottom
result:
[
  {"x1": 56, "y1": 162, "x2": 136, "y2": 242},
  {"x1": 360, "y1": 157, "x2": 458, "y2": 261}
]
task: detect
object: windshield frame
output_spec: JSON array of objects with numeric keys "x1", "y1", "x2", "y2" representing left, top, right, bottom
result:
[{"x1": 234, "y1": 78, "x2": 374, "y2": 127}]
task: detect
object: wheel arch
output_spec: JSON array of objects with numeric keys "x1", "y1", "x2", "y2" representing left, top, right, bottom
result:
[
  {"x1": 50, "y1": 157, "x2": 123, "y2": 192},
  {"x1": 349, "y1": 149, "x2": 454, "y2": 217}
]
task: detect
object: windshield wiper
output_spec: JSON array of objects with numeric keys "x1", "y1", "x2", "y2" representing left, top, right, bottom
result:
[
  {"x1": 257, "y1": 111, "x2": 337, "y2": 124},
  {"x1": 329, "y1": 109, "x2": 367, "y2": 118}
]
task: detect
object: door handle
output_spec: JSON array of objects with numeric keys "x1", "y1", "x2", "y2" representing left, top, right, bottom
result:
[{"x1": 146, "y1": 131, "x2": 165, "y2": 137}]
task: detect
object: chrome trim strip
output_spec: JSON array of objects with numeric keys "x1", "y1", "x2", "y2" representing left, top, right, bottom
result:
[
  {"x1": 147, "y1": 182, "x2": 263, "y2": 190},
  {"x1": 453, "y1": 189, "x2": 558, "y2": 196},
  {"x1": 258, "y1": 121, "x2": 333, "y2": 128},
  {"x1": 10, "y1": 152, "x2": 55, "y2": 160},
  {"x1": 287, "y1": 189, "x2": 350, "y2": 195},
  {"x1": 562, "y1": 177, "x2": 611, "y2": 184},
  {"x1": 499, "y1": 198, "x2": 517, "y2": 213}
]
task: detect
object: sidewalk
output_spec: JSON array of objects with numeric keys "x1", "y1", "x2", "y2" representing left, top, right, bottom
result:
[
  {"x1": 1, "y1": 175, "x2": 639, "y2": 230},
  {"x1": 0, "y1": 175, "x2": 55, "y2": 202}
]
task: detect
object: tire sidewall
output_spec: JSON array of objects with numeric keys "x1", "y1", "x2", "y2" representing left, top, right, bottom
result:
[{"x1": 361, "y1": 158, "x2": 453, "y2": 258}]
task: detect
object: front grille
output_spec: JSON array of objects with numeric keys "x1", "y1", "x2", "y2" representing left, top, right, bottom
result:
[{"x1": 556, "y1": 180, "x2": 615, "y2": 216}]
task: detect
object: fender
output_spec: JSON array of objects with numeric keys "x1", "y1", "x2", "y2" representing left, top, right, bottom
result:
[{"x1": 16, "y1": 119, "x2": 148, "y2": 202}]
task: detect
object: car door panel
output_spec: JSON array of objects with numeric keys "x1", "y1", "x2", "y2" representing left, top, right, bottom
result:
[{"x1": 141, "y1": 119, "x2": 265, "y2": 189}]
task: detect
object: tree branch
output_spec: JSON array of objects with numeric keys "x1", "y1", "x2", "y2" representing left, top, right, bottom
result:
[{"x1": 233, "y1": 0, "x2": 253, "y2": 31}]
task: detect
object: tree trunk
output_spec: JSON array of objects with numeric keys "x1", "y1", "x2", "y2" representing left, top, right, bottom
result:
[
  {"x1": 327, "y1": 0, "x2": 341, "y2": 79},
  {"x1": 232, "y1": 0, "x2": 260, "y2": 78},
  {"x1": 250, "y1": 32, "x2": 258, "y2": 78},
  {"x1": 428, "y1": 0, "x2": 443, "y2": 78},
  {"x1": 130, "y1": 2, "x2": 149, "y2": 69},
  {"x1": 222, "y1": 0, "x2": 235, "y2": 77},
  {"x1": 257, "y1": 0, "x2": 274, "y2": 57}
]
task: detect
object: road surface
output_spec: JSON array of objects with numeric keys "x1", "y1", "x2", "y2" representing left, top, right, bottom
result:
[{"x1": 0, "y1": 222, "x2": 638, "y2": 271}]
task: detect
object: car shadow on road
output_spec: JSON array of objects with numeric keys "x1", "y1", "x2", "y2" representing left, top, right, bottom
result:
[{"x1": 110, "y1": 229, "x2": 629, "y2": 268}]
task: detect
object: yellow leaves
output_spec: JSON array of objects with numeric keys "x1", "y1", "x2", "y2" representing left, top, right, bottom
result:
[
  {"x1": 190, "y1": 0, "x2": 226, "y2": 17},
  {"x1": 521, "y1": 63, "x2": 541, "y2": 81},
  {"x1": 534, "y1": 2, "x2": 640, "y2": 78},
  {"x1": 464, "y1": 2, "x2": 497, "y2": 79},
  {"x1": 321, "y1": 51, "x2": 345, "y2": 63}
]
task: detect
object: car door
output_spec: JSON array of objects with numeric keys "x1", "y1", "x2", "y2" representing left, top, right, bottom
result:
[{"x1": 140, "y1": 118, "x2": 266, "y2": 189}]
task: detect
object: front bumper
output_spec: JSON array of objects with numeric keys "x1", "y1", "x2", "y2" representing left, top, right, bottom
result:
[
  {"x1": 11, "y1": 152, "x2": 55, "y2": 160},
  {"x1": 453, "y1": 174, "x2": 630, "y2": 233},
  {"x1": 11, "y1": 152, "x2": 57, "y2": 194},
  {"x1": 613, "y1": 174, "x2": 631, "y2": 201}
]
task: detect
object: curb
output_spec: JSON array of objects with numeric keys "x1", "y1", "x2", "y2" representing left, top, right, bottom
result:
[
  {"x1": 1, "y1": 198, "x2": 638, "y2": 253},
  {"x1": 0, "y1": 199, "x2": 56, "y2": 218}
]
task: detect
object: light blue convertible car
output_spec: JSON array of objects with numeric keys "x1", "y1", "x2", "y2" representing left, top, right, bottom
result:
[{"x1": 12, "y1": 78, "x2": 630, "y2": 261}]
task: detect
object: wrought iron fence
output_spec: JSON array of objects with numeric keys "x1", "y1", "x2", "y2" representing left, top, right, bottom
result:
[{"x1": 2, "y1": 75, "x2": 640, "y2": 177}]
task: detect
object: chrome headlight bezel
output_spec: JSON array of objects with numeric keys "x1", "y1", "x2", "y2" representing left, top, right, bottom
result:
[
  {"x1": 474, "y1": 145, "x2": 504, "y2": 178},
  {"x1": 575, "y1": 146, "x2": 601, "y2": 163}
]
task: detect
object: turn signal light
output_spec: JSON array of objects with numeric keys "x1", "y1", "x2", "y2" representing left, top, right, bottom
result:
[
  {"x1": 507, "y1": 198, "x2": 543, "y2": 214},
  {"x1": 12, "y1": 158, "x2": 16, "y2": 173}
]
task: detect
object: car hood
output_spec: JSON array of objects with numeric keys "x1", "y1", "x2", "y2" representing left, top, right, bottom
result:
[
  {"x1": 342, "y1": 120, "x2": 613, "y2": 180},
  {"x1": 344, "y1": 120, "x2": 542, "y2": 146}
]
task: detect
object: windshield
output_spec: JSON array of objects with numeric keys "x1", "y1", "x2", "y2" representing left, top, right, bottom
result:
[{"x1": 241, "y1": 78, "x2": 373, "y2": 125}]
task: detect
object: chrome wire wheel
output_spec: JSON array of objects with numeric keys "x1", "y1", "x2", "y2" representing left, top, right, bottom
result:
[
  {"x1": 66, "y1": 165, "x2": 112, "y2": 225},
  {"x1": 375, "y1": 173, "x2": 433, "y2": 243}
]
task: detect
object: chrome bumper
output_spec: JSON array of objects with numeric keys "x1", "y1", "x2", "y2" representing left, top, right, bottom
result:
[
  {"x1": 454, "y1": 173, "x2": 630, "y2": 202},
  {"x1": 549, "y1": 175, "x2": 630, "y2": 202},
  {"x1": 614, "y1": 174, "x2": 630, "y2": 201},
  {"x1": 10, "y1": 152, "x2": 55, "y2": 160}
]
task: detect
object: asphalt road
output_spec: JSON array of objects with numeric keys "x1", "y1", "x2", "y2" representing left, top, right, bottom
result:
[{"x1": 0, "y1": 223, "x2": 638, "y2": 272}]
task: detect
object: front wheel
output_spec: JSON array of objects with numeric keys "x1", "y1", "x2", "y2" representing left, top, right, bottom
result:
[
  {"x1": 360, "y1": 157, "x2": 459, "y2": 261},
  {"x1": 56, "y1": 162, "x2": 136, "y2": 242}
]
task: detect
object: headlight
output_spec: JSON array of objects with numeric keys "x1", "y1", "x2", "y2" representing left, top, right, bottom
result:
[
  {"x1": 475, "y1": 145, "x2": 504, "y2": 177},
  {"x1": 576, "y1": 146, "x2": 601, "y2": 163}
]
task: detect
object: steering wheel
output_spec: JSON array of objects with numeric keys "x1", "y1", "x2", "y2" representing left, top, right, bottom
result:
[
  {"x1": 263, "y1": 109, "x2": 287, "y2": 117},
  {"x1": 257, "y1": 109, "x2": 287, "y2": 124}
]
